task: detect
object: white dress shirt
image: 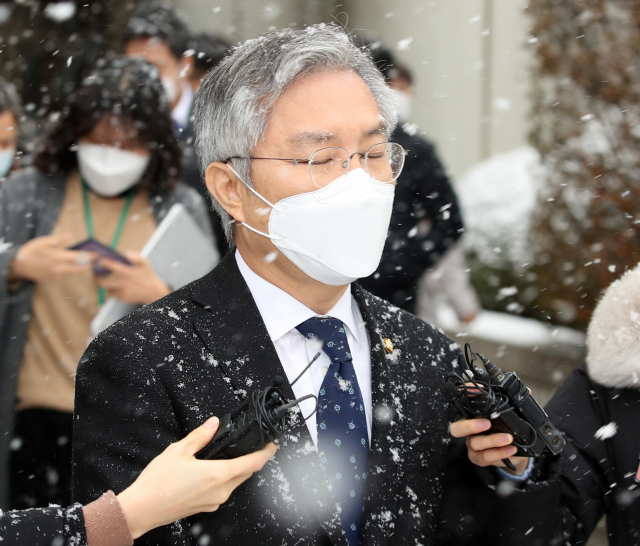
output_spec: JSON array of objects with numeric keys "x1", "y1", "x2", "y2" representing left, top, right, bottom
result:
[
  {"x1": 171, "y1": 82, "x2": 193, "y2": 132},
  {"x1": 236, "y1": 251, "x2": 372, "y2": 445}
]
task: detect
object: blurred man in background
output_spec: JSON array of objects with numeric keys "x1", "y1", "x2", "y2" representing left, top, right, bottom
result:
[
  {"x1": 357, "y1": 38, "x2": 464, "y2": 315},
  {"x1": 124, "y1": 3, "x2": 229, "y2": 255},
  {"x1": 188, "y1": 32, "x2": 233, "y2": 255},
  {"x1": 124, "y1": 2, "x2": 194, "y2": 137}
]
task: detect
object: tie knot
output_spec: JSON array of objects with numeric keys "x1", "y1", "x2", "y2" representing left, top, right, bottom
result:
[{"x1": 296, "y1": 317, "x2": 352, "y2": 363}]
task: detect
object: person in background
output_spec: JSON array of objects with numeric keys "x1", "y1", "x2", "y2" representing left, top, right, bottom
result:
[
  {"x1": 357, "y1": 38, "x2": 464, "y2": 314},
  {"x1": 0, "y1": 79, "x2": 22, "y2": 181},
  {"x1": 124, "y1": 2, "x2": 194, "y2": 139},
  {"x1": 124, "y1": 2, "x2": 227, "y2": 255},
  {"x1": 545, "y1": 262, "x2": 640, "y2": 545},
  {"x1": 0, "y1": 56, "x2": 213, "y2": 512},
  {"x1": 188, "y1": 31, "x2": 233, "y2": 256},
  {"x1": 0, "y1": 417, "x2": 277, "y2": 546},
  {"x1": 416, "y1": 244, "x2": 481, "y2": 327},
  {"x1": 189, "y1": 32, "x2": 232, "y2": 94}
]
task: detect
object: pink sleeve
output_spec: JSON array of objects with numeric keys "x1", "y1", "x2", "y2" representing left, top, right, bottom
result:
[{"x1": 82, "y1": 491, "x2": 134, "y2": 546}]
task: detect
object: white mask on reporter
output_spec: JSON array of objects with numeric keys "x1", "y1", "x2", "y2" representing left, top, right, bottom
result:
[
  {"x1": 228, "y1": 165, "x2": 395, "y2": 286},
  {"x1": 77, "y1": 143, "x2": 150, "y2": 197}
]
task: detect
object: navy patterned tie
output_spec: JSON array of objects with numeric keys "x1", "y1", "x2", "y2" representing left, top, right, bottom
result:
[{"x1": 296, "y1": 317, "x2": 369, "y2": 546}]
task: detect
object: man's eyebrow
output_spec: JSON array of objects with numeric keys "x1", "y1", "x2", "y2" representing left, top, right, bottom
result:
[
  {"x1": 287, "y1": 131, "x2": 336, "y2": 149},
  {"x1": 287, "y1": 122, "x2": 386, "y2": 149},
  {"x1": 363, "y1": 122, "x2": 386, "y2": 138}
]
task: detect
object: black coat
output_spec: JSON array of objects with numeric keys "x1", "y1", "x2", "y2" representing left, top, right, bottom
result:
[
  {"x1": 72, "y1": 254, "x2": 559, "y2": 545},
  {"x1": 359, "y1": 126, "x2": 463, "y2": 313},
  {"x1": 0, "y1": 504, "x2": 87, "y2": 545},
  {"x1": 545, "y1": 364, "x2": 640, "y2": 545}
]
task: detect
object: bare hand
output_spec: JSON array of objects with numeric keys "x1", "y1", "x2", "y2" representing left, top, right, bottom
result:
[
  {"x1": 96, "y1": 251, "x2": 170, "y2": 305},
  {"x1": 7, "y1": 233, "x2": 93, "y2": 283},
  {"x1": 117, "y1": 417, "x2": 278, "y2": 540},
  {"x1": 450, "y1": 418, "x2": 530, "y2": 475}
]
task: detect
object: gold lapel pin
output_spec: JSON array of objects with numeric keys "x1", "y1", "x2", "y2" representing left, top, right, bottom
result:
[{"x1": 383, "y1": 338, "x2": 394, "y2": 353}]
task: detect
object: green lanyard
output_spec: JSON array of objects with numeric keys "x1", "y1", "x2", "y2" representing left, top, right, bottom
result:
[{"x1": 81, "y1": 179, "x2": 135, "y2": 305}]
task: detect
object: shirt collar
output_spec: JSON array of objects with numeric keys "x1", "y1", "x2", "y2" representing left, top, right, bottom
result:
[
  {"x1": 171, "y1": 82, "x2": 193, "y2": 130},
  {"x1": 235, "y1": 250, "x2": 362, "y2": 345}
]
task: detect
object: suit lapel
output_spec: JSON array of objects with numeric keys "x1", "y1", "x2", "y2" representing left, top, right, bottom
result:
[
  {"x1": 353, "y1": 285, "x2": 405, "y2": 546},
  {"x1": 189, "y1": 254, "x2": 347, "y2": 546},
  {"x1": 189, "y1": 253, "x2": 293, "y2": 400}
]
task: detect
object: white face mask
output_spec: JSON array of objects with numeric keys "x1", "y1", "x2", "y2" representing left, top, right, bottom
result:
[
  {"x1": 229, "y1": 166, "x2": 395, "y2": 286},
  {"x1": 0, "y1": 146, "x2": 15, "y2": 178},
  {"x1": 392, "y1": 89, "x2": 413, "y2": 121},
  {"x1": 161, "y1": 77, "x2": 179, "y2": 104},
  {"x1": 77, "y1": 143, "x2": 150, "y2": 197}
]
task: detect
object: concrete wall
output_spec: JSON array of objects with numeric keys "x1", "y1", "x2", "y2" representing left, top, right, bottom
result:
[
  {"x1": 173, "y1": 0, "x2": 534, "y2": 179},
  {"x1": 172, "y1": 0, "x2": 329, "y2": 41},
  {"x1": 342, "y1": 0, "x2": 534, "y2": 179}
]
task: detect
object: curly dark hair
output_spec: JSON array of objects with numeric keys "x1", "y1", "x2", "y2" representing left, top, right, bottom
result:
[
  {"x1": 124, "y1": 1, "x2": 191, "y2": 60},
  {"x1": 33, "y1": 56, "x2": 182, "y2": 194}
]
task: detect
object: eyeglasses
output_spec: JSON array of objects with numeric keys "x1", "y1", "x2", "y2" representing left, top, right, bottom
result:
[{"x1": 226, "y1": 142, "x2": 406, "y2": 188}]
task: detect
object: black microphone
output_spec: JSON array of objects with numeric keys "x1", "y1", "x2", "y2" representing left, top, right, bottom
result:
[{"x1": 440, "y1": 382, "x2": 459, "y2": 401}]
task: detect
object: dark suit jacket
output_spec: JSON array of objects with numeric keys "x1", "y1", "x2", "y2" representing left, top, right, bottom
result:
[{"x1": 72, "y1": 254, "x2": 559, "y2": 545}]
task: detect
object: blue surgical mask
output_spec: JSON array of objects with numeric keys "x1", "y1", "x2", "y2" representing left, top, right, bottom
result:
[{"x1": 0, "y1": 147, "x2": 15, "y2": 178}]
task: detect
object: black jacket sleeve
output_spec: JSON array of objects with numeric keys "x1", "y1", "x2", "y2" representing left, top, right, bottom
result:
[
  {"x1": 0, "y1": 504, "x2": 87, "y2": 545},
  {"x1": 436, "y1": 428, "x2": 562, "y2": 545},
  {"x1": 359, "y1": 129, "x2": 463, "y2": 307},
  {"x1": 545, "y1": 366, "x2": 612, "y2": 544}
]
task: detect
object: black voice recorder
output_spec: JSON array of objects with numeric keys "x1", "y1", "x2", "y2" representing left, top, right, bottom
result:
[
  {"x1": 196, "y1": 354, "x2": 321, "y2": 460},
  {"x1": 441, "y1": 343, "x2": 565, "y2": 460}
]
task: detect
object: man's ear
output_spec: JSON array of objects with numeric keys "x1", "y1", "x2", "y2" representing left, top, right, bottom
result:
[{"x1": 205, "y1": 162, "x2": 246, "y2": 223}]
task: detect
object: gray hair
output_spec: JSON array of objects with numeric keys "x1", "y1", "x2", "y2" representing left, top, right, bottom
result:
[{"x1": 193, "y1": 23, "x2": 397, "y2": 246}]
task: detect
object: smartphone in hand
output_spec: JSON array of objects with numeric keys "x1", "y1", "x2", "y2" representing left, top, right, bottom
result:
[{"x1": 69, "y1": 239, "x2": 131, "y2": 277}]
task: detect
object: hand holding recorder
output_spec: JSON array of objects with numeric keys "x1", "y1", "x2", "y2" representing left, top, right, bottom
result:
[{"x1": 444, "y1": 343, "x2": 565, "y2": 476}]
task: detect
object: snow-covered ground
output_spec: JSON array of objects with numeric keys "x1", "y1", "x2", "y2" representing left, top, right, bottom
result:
[{"x1": 434, "y1": 304, "x2": 585, "y2": 350}]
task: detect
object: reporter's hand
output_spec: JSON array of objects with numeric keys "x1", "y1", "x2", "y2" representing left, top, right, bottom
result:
[
  {"x1": 96, "y1": 251, "x2": 170, "y2": 305},
  {"x1": 7, "y1": 234, "x2": 93, "y2": 283},
  {"x1": 116, "y1": 417, "x2": 278, "y2": 540},
  {"x1": 450, "y1": 418, "x2": 530, "y2": 475}
]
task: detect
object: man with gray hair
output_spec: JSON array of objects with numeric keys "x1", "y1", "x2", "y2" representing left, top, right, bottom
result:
[{"x1": 73, "y1": 24, "x2": 559, "y2": 546}]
